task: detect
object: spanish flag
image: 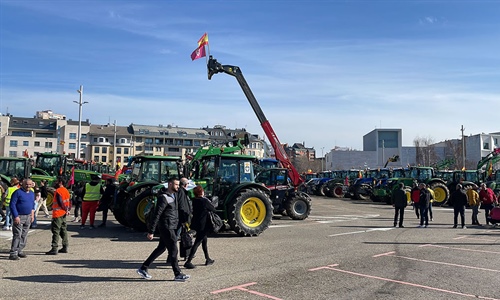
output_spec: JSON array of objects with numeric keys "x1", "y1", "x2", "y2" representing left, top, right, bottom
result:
[
  {"x1": 198, "y1": 33, "x2": 208, "y2": 47},
  {"x1": 190, "y1": 44, "x2": 206, "y2": 61}
]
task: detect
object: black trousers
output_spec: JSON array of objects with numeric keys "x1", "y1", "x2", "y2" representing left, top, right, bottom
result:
[
  {"x1": 143, "y1": 228, "x2": 181, "y2": 276},
  {"x1": 454, "y1": 206, "x2": 465, "y2": 227},
  {"x1": 393, "y1": 207, "x2": 405, "y2": 227},
  {"x1": 187, "y1": 229, "x2": 209, "y2": 262}
]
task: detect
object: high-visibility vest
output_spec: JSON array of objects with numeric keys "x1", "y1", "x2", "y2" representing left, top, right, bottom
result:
[
  {"x1": 52, "y1": 187, "x2": 71, "y2": 218},
  {"x1": 83, "y1": 183, "x2": 101, "y2": 201},
  {"x1": 5, "y1": 186, "x2": 19, "y2": 205}
]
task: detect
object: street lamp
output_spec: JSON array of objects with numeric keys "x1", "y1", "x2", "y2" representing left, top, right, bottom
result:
[
  {"x1": 74, "y1": 85, "x2": 88, "y2": 159},
  {"x1": 321, "y1": 147, "x2": 325, "y2": 171}
]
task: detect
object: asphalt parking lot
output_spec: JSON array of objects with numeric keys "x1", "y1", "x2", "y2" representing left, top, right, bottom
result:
[{"x1": 1, "y1": 196, "x2": 500, "y2": 300}]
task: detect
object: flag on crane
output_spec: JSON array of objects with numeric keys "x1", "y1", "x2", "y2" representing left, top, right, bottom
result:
[
  {"x1": 197, "y1": 32, "x2": 209, "y2": 47},
  {"x1": 191, "y1": 33, "x2": 209, "y2": 61}
]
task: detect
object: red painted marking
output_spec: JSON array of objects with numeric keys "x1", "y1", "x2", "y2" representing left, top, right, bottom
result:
[
  {"x1": 211, "y1": 282, "x2": 283, "y2": 300},
  {"x1": 372, "y1": 251, "x2": 395, "y2": 258},
  {"x1": 378, "y1": 253, "x2": 500, "y2": 273},
  {"x1": 422, "y1": 244, "x2": 500, "y2": 254},
  {"x1": 325, "y1": 266, "x2": 500, "y2": 300}
]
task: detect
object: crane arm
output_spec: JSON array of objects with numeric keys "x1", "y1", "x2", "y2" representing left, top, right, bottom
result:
[
  {"x1": 477, "y1": 148, "x2": 500, "y2": 170},
  {"x1": 207, "y1": 56, "x2": 304, "y2": 187}
]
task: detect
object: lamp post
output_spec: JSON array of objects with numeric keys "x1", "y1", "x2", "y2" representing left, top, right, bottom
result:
[
  {"x1": 321, "y1": 147, "x2": 325, "y2": 171},
  {"x1": 74, "y1": 85, "x2": 88, "y2": 159}
]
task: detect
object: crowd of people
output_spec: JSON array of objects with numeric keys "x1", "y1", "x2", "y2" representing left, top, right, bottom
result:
[
  {"x1": 1, "y1": 175, "x2": 217, "y2": 282},
  {"x1": 392, "y1": 181, "x2": 500, "y2": 228}
]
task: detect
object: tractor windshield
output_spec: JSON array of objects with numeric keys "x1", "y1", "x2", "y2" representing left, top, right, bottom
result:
[
  {"x1": 135, "y1": 159, "x2": 179, "y2": 182},
  {"x1": 0, "y1": 160, "x2": 27, "y2": 180},
  {"x1": 217, "y1": 159, "x2": 254, "y2": 183},
  {"x1": 36, "y1": 156, "x2": 63, "y2": 176}
]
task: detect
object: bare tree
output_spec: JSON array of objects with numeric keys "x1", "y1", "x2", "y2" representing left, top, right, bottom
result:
[
  {"x1": 413, "y1": 136, "x2": 437, "y2": 166},
  {"x1": 292, "y1": 155, "x2": 321, "y2": 173}
]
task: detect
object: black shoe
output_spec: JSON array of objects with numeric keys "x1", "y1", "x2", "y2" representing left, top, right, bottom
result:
[
  {"x1": 205, "y1": 258, "x2": 215, "y2": 266},
  {"x1": 9, "y1": 255, "x2": 19, "y2": 260},
  {"x1": 393, "y1": 224, "x2": 397, "y2": 227},
  {"x1": 98, "y1": 223, "x2": 106, "y2": 228},
  {"x1": 58, "y1": 247, "x2": 68, "y2": 253},
  {"x1": 45, "y1": 249, "x2": 58, "y2": 255},
  {"x1": 17, "y1": 252, "x2": 27, "y2": 258},
  {"x1": 452, "y1": 225, "x2": 457, "y2": 228},
  {"x1": 399, "y1": 225, "x2": 404, "y2": 228},
  {"x1": 184, "y1": 262, "x2": 196, "y2": 269}
]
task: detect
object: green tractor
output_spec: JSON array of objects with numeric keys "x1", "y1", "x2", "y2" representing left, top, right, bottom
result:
[{"x1": 112, "y1": 155, "x2": 183, "y2": 231}]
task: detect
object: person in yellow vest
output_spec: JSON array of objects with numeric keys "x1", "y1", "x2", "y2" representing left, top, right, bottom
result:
[
  {"x1": 46, "y1": 177, "x2": 71, "y2": 255},
  {"x1": 467, "y1": 184, "x2": 481, "y2": 226},
  {"x1": 3, "y1": 178, "x2": 20, "y2": 231},
  {"x1": 80, "y1": 174, "x2": 103, "y2": 229}
]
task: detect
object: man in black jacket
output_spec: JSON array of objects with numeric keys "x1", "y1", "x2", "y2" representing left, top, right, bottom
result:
[
  {"x1": 136, "y1": 178, "x2": 190, "y2": 282},
  {"x1": 418, "y1": 183, "x2": 430, "y2": 228},
  {"x1": 451, "y1": 184, "x2": 468, "y2": 229},
  {"x1": 391, "y1": 183, "x2": 407, "y2": 228}
]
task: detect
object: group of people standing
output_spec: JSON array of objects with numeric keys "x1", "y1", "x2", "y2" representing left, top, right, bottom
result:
[
  {"x1": 137, "y1": 177, "x2": 217, "y2": 282},
  {"x1": 392, "y1": 181, "x2": 499, "y2": 229}
]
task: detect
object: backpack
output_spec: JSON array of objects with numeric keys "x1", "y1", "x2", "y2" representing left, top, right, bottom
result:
[{"x1": 208, "y1": 211, "x2": 223, "y2": 233}]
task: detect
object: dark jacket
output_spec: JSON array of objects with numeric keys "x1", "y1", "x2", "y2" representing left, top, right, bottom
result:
[
  {"x1": 419, "y1": 188, "x2": 430, "y2": 208},
  {"x1": 40, "y1": 184, "x2": 48, "y2": 198},
  {"x1": 149, "y1": 192, "x2": 179, "y2": 234},
  {"x1": 176, "y1": 188, "x2": 192, "y2": 224},
  {"x1": 101, "y1": 183, "x2": 116, "y2": 205},
  {"x1": 190, "y1": 196, "x2": 216, "y2": 233},
  {"x1": 451, "y1": 189, "x2": 468, "y2": 208},
  {"x1": 392, "y1": 188, "x2": 407, "y2": 208}
]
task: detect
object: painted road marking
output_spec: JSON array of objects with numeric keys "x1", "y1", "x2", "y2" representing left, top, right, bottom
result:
[
  {"x1": 373, "y1": 252, "x2": 500, "y2": 273},
  {"x1": 453, "y1": 235, "x2": 498, "y2": 242},
  {"x1": 211, "y1": 282, "x2": 282, "y2": 300},
  {"x1": 309, "y1": 264, "x2": 500, "y2": 300},
  {"x1": 329, "y1": 227, "x2": 394, "y2": 237},
  {"x1": 420, "y1": 244, "x2": 500, "y2": 254}
]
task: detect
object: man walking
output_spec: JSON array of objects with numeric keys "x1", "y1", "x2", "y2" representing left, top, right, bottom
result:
[
  {"x1": 177, "y1": 177, "x2": 193, "y2": 261},
  {"x1": 391, "y1": 183, "x2": 407, "y2": 228},
  {"x1": 136, "y1": 178, "x2": 190, "y2": 282},
  {"x1": 451, "y1": 184, "x2": 468, "y2": 229},
  {"x1": 9, "y1": 179, "x2": 35, "y2": 260},
  {"x1": 417, "y1": 183, "x2": 430, "y2": 228},
  {"x1": 46, "y1": 177, "x2": 71, "y2": 255}
]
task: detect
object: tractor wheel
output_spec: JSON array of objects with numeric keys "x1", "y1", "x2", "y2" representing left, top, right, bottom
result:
[
  {"x1": 332, "y1": 184, "x2": 345, "y2": 198},
  {"x1": 285, "y1": 193, "x2": 312, "y2": 220},
  {"x1": 228, "y1": 188, "x2": 273, "y2": 237},
  {"x1": 46, "y1": 188, "x2": 55, "y2": 210},
  {"x1": 113, "y1": 191, "x2": 130, "y2": 227},
  {"x1": 430, "y1": 182, "x2": 449, "y2": 206},
  {"x1": 354, "y1": 184, "x2": 372, "y2": 201},
  {"x1": 126, "y1": 189, "x2": 153, "y2": 232}
]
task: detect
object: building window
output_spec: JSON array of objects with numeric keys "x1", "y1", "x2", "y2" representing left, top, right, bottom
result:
[
  {"x1": 145, "y1": 138, "x2": 153, "y2": 144},
  {"x1": 94, "y1": 156, "x2": 99, "y2": 162},
  {"x1": 135, "y1": 137, "x2": 142, "y2": 143},
  {"x1": 69, "y1": 143, "x2": 76, "y2": 149},
  {"x1": 23, "y1": 141, "x2": 29, "y2": 147},
  {"x1": 45, "y1": 142, "x2": 53, "y2": 148},
  {"x1": 495, "y1": 138, "x2": 498, "y2": 146},
  {"x1": 69, "y1": 133, "x2": 77, "y2": 139},
  {"x1": 183, "y1": 140, "x2": 192, "y2": 146},
  {"x1": 168, "y1": 147, "x2": 180, "y2": 152},
  {"x1": 101, "y1": 156, "x2": 107, "y2": 162},
  {"x1": 81, "y1": 134, "x2": 87, "y2": 139},
  {"x1": 124, "y1": 148, "x2": 129, "y2": 155},
  {"x1": 135, "y1": 146, "x2": 142, "y2": 151},
  {"x1": 102, "y1": 147, "x2": 107, "y2": 153},
  {"x1": 94, "y1": 146, "x2": 100, "y2": 153},
  {"x1": 194, "y1": 141, "x2": 201, "y2": 146},
  {"x1": 10, "y1": 140, "x2": 18, "y2": 147},
  {"x1": 81, "y1": 143, "x2": 87, "y2": 148},
  {"x1": 483, "y1": 142, "x2": 490, "y2": 150},
  {"x1": 117, "y1": 148, "x2": 122, "y2": 154},
  {"x1": 9, "y1": 151, "x2": 17, "y2": 157},
  {"x1": 34, "y1": 141, "x2": 41, "y2": 147}
]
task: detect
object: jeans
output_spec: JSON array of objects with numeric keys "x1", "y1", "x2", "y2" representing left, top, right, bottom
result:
[
  {"x1": 3, "y1": 209, "x2": 12, "y2": 228},
  {"x1": 142, "y1": 228, "x2": 181, "y2": 276},
  {"x1": 10, "y1": 214, "x2": 32, "y2": 255},
  {"x1": 471, "y1": 205, "x2": 479, "y2": 224},
  {"x1": 453, "y1": 206, "x2": 465, "y2": 227},
  {"x1": 419, "y1": 207, "x2": 429, "y2": 226},
  {"x1": 393, "y1": 207, "x2": 405, "y2": 227}
]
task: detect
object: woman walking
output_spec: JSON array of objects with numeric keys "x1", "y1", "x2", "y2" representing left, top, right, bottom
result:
[{"x1": 183, "y1": 185, "x2": 215, "y2": 269}]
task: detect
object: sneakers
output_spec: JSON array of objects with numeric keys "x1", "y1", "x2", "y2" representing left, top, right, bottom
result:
[
  {"x1": 398, "y1": 225, "x2": 404, "y2": 228},
  {"x1": 80, "y1": 225, "x2": 85, "y2": 229},
  {"x1": 424, "y1": 225, "x2": 428, "y2": 228},
  {"x1": 462, "y1": 226, "x2": 467, "y2": 229},
  {"x1": 2, "y1": 226, "x2": 11, "y2": 231},
  {"x1": 89, "y1": 225, "x2": 95, "y2": 230},
  {"x1": 9, "y1": 254, "x2": 19, "y2": 260},
  {"x1": 136, "y1": 268, "x2": 152, "y2": 280},
  {"x1": 205, "y1": 259, "x2": 215, "y2": 266},
  {"x1": 58, "y1": 247, "x2": 68, "y2": 253},
  {"x1": 17, "y1": 252, "x2": 27, "y2": 258},
  {"x1": 184, "y1": 262, "x2": 196, "y2": 269},
  {"x1": 45, "y1": 249, "x2": 58, "y2": 255},
  {"x1": 452, "y1": 225, "x2": 457, "y2": 228},
  {"x1": 174, "y1": 273, "x2": 190, "y2": 282},
  {"x1": 417, "y1": 225, "x2": 423, "y2": 228}
]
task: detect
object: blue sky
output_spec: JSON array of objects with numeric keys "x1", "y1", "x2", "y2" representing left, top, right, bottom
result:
[{"x1": 1, "y1": 0, "x2": 499, "y2": 154}]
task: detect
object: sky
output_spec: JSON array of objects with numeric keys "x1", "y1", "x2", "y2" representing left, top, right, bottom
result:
[{"x1": 1, "y1": 0, "x2": 499, "y2": 155}]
